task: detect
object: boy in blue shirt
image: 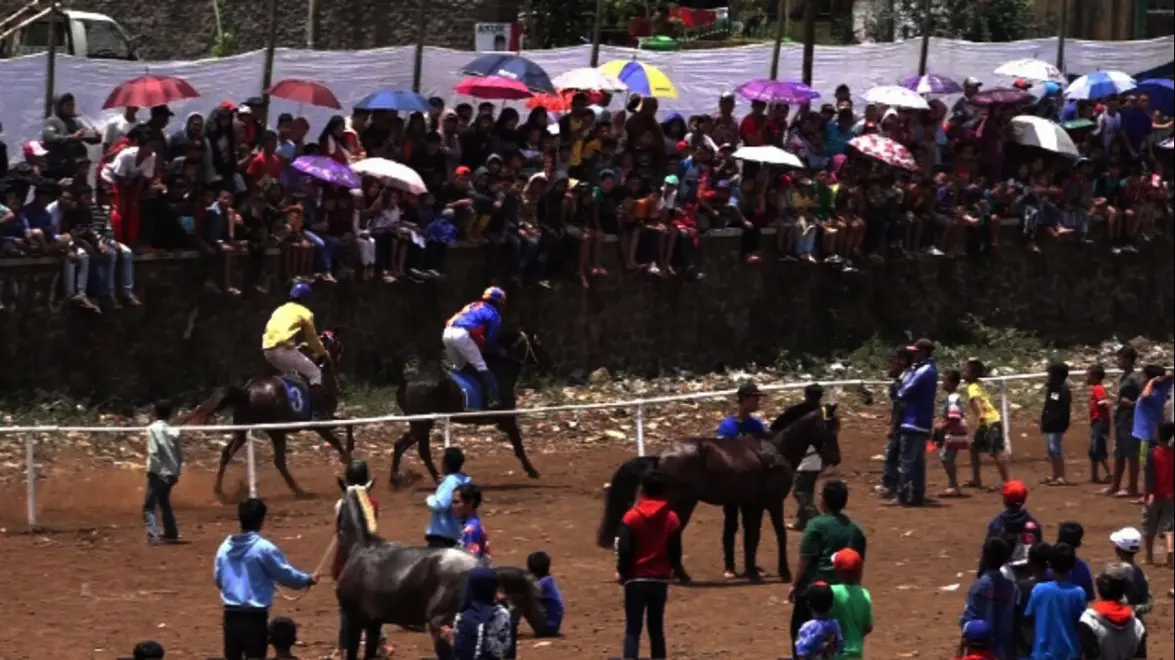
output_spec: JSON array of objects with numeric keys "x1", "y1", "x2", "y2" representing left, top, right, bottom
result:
[
  {"x1": 527, "y1": 551, "x2": 565, "y2": 637},
  {"x1": 1055, "y1": 522, "x2": 1095, "y2": 601},
  {"x1": 961, "y1": 537, "x2": 1018, "y2": 659},
  {"x1": 1025, "y1": 542, "x2": 1087, "y2": 660},
  {"x1": 425, "y1": 447, "x2": 472, "y2": 548},
  {"x1": 716, "y1": 379, "x2": 768, "y2": 579},
  {"x1": 1134, "y1": 366, "x2": 1173, "y2": 449},
  {"x1": 454, "y1": 482, "x2": 491, "y2": 560}
]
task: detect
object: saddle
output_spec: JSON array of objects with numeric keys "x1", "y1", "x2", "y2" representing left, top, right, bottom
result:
[
  {"x1": 277, "y1": 373, "x2": 327, "y2": 420},
  {"x1": 446, "y1": 365, "x2": 500, "y2": 412}
]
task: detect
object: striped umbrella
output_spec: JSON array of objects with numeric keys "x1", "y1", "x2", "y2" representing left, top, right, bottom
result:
[
  {"x1": 1064, "y1": 71, "x2": 1137, "y2": 100},
  {"x1": 899, "y1": 74, "x2": 962, "y2": 95},
  {"x1": 599, "y1": 60, "x2": 678, "y2": 99}
]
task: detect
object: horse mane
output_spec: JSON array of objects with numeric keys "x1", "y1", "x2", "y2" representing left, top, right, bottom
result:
[{"x1": 343, "y1": 485, "x2": 378, "y2": 544}]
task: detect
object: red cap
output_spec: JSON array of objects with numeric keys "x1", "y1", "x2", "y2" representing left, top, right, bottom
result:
[
  {"x1": 1013, "y1": 78, "x2": 1031, "y2": 90},
  {"x1": 454, "y1": 166, "x2": 471, "y2": 177},
  {"x1": 832, "y1": 548, "x2": 862, "y2": 574},
  {"x1": 1002, "y1": 480, "x2": 1028, "y2": 505}
]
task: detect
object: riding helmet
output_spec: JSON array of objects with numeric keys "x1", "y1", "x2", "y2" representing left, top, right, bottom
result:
[
  {"x1": 482, "y1": 286, "x2": 507, "y2": 305},
  {"x1": 344, "y1": 459, "x2": 372, "y2": 487},
  {"x1": 290, "y1": 282, "x2": 313, "y2": 299}
]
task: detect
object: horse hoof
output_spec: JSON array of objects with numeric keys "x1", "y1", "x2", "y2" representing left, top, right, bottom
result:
[
  {"x1": 778, "y1": 571, "x2": 793, "y2": 584},
  {"x1": 526, "y1": 470, "x2": 541, "y2": 479},
  {"x1": 674, "y1": 574, "x2": 692, "y2": 585}
]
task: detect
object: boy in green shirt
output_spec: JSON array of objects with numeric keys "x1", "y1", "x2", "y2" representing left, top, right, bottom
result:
[{"x1": 829, "y1": 548, "x2": 873, "y2": 658}]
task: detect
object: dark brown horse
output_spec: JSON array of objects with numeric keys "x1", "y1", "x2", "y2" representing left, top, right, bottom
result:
[
  {"x1": 388, "y1": 329, "x2": 547, "y2": 486},
  {"x1": 187, "y1": 331, "x2": 352, "y2": 498},
  {"x1": 596, "y1": 405, "x2": 842, "y2": 583}
]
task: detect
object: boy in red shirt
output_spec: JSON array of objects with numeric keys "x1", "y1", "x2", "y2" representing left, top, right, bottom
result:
[
  {"x1": 1143, "y1": 422, "x2": 1174, "y2": 567},
  {"x1": 615, "y1": 469, "x2": 681, "y2": 660},
  {"x1": 1086, "y1": 364, "x2": 1112, "y2": 483}
]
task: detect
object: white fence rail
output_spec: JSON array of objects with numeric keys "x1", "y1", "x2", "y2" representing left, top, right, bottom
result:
[{"x1": 3, "y1": 368, "x2": 1170, "y2": 530}]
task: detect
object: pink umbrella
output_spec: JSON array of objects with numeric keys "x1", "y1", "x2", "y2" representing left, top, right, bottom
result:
[
  {"x1": 455, "y1": 76, "x2": 533, "y2": 101},
  {"x1": 848, "y1": 135, "x2": 918, "y2": 171}
]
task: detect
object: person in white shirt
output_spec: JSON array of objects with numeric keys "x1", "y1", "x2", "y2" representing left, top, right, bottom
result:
[
  {"x1": 1096, "y1": 98, "x2": 1123, "y2": 155},
  {"x1": 144, "y1": 400, "x2": 182, "y2": 543},
  {"x1": 100, "y1": 126, "x2": 157, "y2": 247},
  {"x1": 103, "y1": 106, "x2": 138, "y2": 153}
]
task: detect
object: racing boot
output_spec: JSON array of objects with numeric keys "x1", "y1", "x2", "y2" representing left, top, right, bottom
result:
[{"x1": 477, "y1": 370, "x2": 501, "y2": 410}]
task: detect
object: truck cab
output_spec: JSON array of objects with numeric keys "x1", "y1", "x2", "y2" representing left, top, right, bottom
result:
[{"x1": 0, "y1": 4, "x2": 138, "y2": 60}]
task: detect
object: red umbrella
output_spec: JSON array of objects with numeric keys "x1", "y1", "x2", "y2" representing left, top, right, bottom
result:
[
  {"x1": 455, "y1": 76, "x2": 533, "y2": 101},
  {"x1": 102, "y1": 74, "x2": 200, "y2": 109},
  {"x1": 526, "y1": 89, "x2": 607, "y2": 111},
  {"x1": 266, "y1": 79, "x2": 341, "y2": 109}
]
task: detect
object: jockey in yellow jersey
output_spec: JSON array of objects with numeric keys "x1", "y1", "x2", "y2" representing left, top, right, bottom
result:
[
  {"x1": 262, "y1": 282, "x2": 328, "y2": 399},
  {"x1": 444, "y1": 286, "x2": 506, "y2": 408}
]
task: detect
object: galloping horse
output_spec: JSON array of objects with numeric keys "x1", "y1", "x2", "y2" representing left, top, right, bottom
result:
[
  {"x1": 387, "y1": 329, "x2": 547, "y2": 486},
  {"x1": 596, "y1": 405, "x2": 842, "y2": 583},
  {"x1": 187, "y1": 331, "x2": 351, "y2": 498},
  {"x1": 334, "y1": 483, "x2": 546, "y2": 660}
]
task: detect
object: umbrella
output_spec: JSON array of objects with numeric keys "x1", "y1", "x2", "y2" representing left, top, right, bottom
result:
[
  {"x1": 351, "y1": 158, "x2": 427, "y2": 195},
  {"x1": 1065, "y1": 71, "x2": 1136, "y2": 100},
  {"x1": 461, "y1": 53, "x2": 555, "y2": 94},
  {"x1": 994, "y1": 58, "x2": 1064, "y2": 82},
  {"x1": 599, "y1": 60, "x2": 678, "y2": 99},
  {"x1": 1159, "y1": 137, "x2": 1173, "y2": 150},
  {"x1": 863, "y1": 85, "x2": 929, "y2": 110},
  {"x1": 526, "y1": 90, "x2": 608, "y2": 111},
  {"x1": 1060, "y1": 118, "x2": 1096, "y2": 131},
  {"x1": 731, "y1": 145, "x2": 805, "y2": 168},
  {"x1": 899, "y1": 74, "x2": 962, "y2": 95},
  {"x1": 736, "y1": 79, "x2": 820, "y2": 105},
  {"x1": 1134, "y1": 78, "x2": 1174, "y2": 116},
  {"x1": 1010, "y1": 116, "x2": 1080, "y2": 158},
  {"x1": 292, "y1": 155, "x2": 360, "y2": 189},
  {"x1": 969, "y1": 88, "x2": 1034, "y2": 107},
  {"x1": 455, "y1": 76, "x2": 533, "y2": 101},
  {"x1": 267, "y1": 79, "x2": 342, "y2": 109},
  {"x1": 847, "y1": 134, "x2": 918, "y2": 171},
  {"x1": 354, "y1": 89, "x2": 429, "y2": 112},
  {"x1": 102, "y1": 74, "x2": 200, "y2": 109},
  {"x1": 551, "y1": 67, "x2": 627, "y2": 92}
]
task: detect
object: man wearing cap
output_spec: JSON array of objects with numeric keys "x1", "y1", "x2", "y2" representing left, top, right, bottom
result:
[
  {"x1": 981, "y1": 480, "x2": 1042, "y2": 576},
  {"x1": 890, "y1": 338, "x2": 938, "y2": 506},
  {"x1": 716, "y1": 380, "x2": 769, "y2": 579},
  {"x1": 951, "y1": 78, "x2": 983, "y2": 133}
]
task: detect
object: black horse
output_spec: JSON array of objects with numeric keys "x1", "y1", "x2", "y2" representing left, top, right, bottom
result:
[
  {"x1": 187, "y1": 331, "x2": 352, "y2": 499},
  {"x1": 596, "y1": 406, "x2": 842, "y2": 583},
  {"x1": 388, "y1": 329, "x2": 547, "y2": 486},
  {"x1": 333, "y1": 483, "x2": 546, "y2": 660}
]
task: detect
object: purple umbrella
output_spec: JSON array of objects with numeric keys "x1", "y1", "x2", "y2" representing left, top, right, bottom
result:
[
  {"x1": 900, "y1": 73, "x2": 962, "y2": 95},
  {"x1": 969, "y1": 88, "x2": 1034, "y2": 107},
  {"x1": 736, "y1": 79, "x2": 821, "y2": 104},
  {"x1": 292, "y1": 155, "x2": 360, "y2": 189}
]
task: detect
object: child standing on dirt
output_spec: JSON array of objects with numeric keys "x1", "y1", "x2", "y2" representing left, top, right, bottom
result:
[
  {"x1": 1025, "y1": 542, "x2": 1087, "y2": 658},
  {"x1": 1143, "y1": 422, "x2": 1174, "y2": 568},
  {"x1": 1109, "y1": 526, "x2": 1153, "y2": 646},
  {"x1": 143, "y1": 400, "x2": 182, "y2": 544},
  {"x1": 828, "y1": 549, "x2": 872, "y2": 659},
  {"x1": 454, "y1": 482, "x2": 491, "y2": 560},
  {"x1": 938, "y1": 369, "x2": 971, "y2": 497},
  {"x1": 1041, "y1": 362, "x2": 1072, "y2": 486},
  {"x1": 961, "y1": 537, "x2": 1018, "y2": 660},
  {"x1": 963, "y1": 359, "x2": 1010, "y2": 491},
  {"x1": 1087, "y1": 365, "x2": 1113, "y2": 484},
  {"x1": 794, "y1": 582, "x2": 844, "y2": 659},
  {"x1": 527, "y1": 551, "x2": 565, "y2": 637}
]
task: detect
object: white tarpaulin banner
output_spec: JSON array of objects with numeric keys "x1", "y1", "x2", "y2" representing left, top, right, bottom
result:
[{"x1": 1, "y1": 36, "x2": 1171, "y2": 149}]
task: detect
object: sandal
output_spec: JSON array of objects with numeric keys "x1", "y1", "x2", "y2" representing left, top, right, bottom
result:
[{"x1": 939, "y1": 488, "x2": 963, "y2": 498}]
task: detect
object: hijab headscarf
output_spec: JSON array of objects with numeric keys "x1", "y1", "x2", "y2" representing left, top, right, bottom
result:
[{"x1": 453, "y1": 567, "x2": 514, "y2": 660}]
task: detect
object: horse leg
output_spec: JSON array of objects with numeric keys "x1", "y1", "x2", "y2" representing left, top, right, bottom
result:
[
  {"x1": 362, "y1": 621, "x2": 383, "y2": 659},
  {"x1": 343, "y1": 613, "x2": 363, "y2": 660},
  {"x1": 765, "y1": 498, "x2": 792, "y2": 583},
  {"x1": 271, "y1": 431, "x2": 309, "y2": 499},
  {"x1": 345, "y1": 424, "x2": 355, "y2": 455},
  {"x1": 499, "y1": 418, "x2": 540, "y2": 479},
  {"x1": 428, "y1": 622, "x2": 454, "y2": 660},
  {"x1": 415, "y1": 422, "x2": 440, "y2": 483},
  {"x1": 390, "y1": 429, "x2": 414, "y2": 488},
  {"x1": 741, "y1": 504, "x2": 765, "y2": 583},
  {"x1": 670, "y1": 498, "x2": 698, "y2": 584},
  {"x1": 214, "y1": 431, "x2": 248, "y2": 499},
  {"x1": 315, "y1": 426, "x2": 350, "y2": 465}
]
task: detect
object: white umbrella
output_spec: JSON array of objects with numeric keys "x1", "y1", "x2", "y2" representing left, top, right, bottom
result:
[
  {"x1": 551, "y1": 67, "x2": 628, "y2": 92},
  {"x1": 732, "y1": 145, "x2": 805, "y2": 168},
  {"x1": 1010, "y1": 116, "x2": 1080, "y2": 158},
  {"x1": 350, "y1": 158, "x2": 427, "y2": 194},
  {"x1": 1064, "y1": 71, "x2": 1137, "y2": 100},
  {"x1": 1159, "y1": 137, "x2": 1173, "y2": 150},
  {"x1": 863, "y1": 85, "x2": 929, "y2": 110},
  {"x1": 994, "y1": 58, "x2": 1065, "y2": 82}
]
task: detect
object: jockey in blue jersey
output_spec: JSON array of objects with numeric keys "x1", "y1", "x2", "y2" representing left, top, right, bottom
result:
[{"x1": 443, "y1": 286, "x2": 506, "y2": 408}]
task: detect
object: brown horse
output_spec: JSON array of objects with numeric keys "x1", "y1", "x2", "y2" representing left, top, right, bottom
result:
[
  {"x1": 388, "y1": 329, "x2": 547, "y2": 486},
  {"x1": 595, "y1": 405, "x2": 842, "y2": 584},
  {"x1": 187, "y1": 331, "x2": 352, "y2": 498}
]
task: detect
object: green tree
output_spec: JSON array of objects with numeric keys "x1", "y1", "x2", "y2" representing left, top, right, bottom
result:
[
  {"x1": 863, "y1": 0, "x2": 1037, "y2": 43},
  {"x1": 527, "y1": 0, "x2": 596, "y2": 48}
]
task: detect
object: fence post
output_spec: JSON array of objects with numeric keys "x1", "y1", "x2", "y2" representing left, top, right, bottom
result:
[
  {"x1": 246, "y1": 430, "x2": 258, "y2": 499},
  {"x1": 443, "y1": 417, "x2": 452, "y2": 449},
  {"x1": 25, "y1": 435, "x2": 37, "y2": 531},
  {"x1": 635, "y1": 404, "x2": 646, "y2": 456},
  {"x1": 1000, "y1": 380, "x2": 1012, "y2": 456}
]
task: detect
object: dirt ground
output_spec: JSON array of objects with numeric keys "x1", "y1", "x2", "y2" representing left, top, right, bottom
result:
[{"x1": 0, "y1": 407, "x2": 1172, "y2": 660}]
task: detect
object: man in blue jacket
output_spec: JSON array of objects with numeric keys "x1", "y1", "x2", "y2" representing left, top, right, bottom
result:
[
  {"x1": 214, "y1": 498, "x2": 316, "y2": 660},
  {"x1": 891, "y1": 338, "x2": 938, "y2": 507},
  {"x1": 426, "y1": 447, "x2": 473, "y2": 548}
]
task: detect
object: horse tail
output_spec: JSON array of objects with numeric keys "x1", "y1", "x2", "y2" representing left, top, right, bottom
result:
[
  {"x1": 184, "y1": 386, "x2": 247, "y2": 426},
  {"x1": 596, "y1": 456, "x2": 660, "y2": 549},
  {"x1": 496, "y1": 565, "x2": 547, "y2": 635}
]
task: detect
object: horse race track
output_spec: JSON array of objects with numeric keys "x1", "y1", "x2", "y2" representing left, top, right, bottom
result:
[{"x1": 1, "y1": 406, "x2": 1172, "y2": 659}]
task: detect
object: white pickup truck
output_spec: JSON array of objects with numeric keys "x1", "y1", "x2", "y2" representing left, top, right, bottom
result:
[{"x1": 0, "y1": 3, "x2": 138, "y2": 60}]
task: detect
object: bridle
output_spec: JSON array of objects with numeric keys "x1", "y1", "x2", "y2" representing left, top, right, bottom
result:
[{"x1": 501, "y1": 331, "x2": 538, "y2": 366}]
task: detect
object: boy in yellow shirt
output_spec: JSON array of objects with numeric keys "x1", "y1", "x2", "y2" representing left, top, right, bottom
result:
[{"x1": 963, "y1": 358, "x2": 1011, "y2": 489}]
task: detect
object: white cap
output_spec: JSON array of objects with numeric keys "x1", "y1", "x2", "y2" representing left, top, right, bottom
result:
[{"x1": 1110, "y1": 527, "x2": 1142, "y2": 553}]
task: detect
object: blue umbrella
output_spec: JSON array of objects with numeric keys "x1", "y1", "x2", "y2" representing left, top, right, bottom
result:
[
  {"x1": 1134, "y1": 78, "x2": 1174, "y2": 116},
  {"x1": 1064, "y1": 70, "x2": 1137, "y2": 100},
  {"x1": 460, "y1": 54, "x2": 555, "y2": 94},
  {"x1": 354, "y1": 89, "x2": 430, "y2": 112}
]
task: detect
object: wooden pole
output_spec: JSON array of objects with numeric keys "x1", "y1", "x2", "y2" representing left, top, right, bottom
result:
[
  {"x1": 917, "y1": 0, "x2": 932, "y2": 76},
  {"x1": 800, "y1": 0, "x2": 815, "y2": 85},
  {"x1": 43, "y1": 3, "x2": 60, "y2": 119},
  {"x1": 590, "y1": 0, "x2": 605, "y2": 66},
  {"x1": 770, "y1": 0, "x2": 787, "y2": 79},
  {"x1": 1055, "y1": 0, "x2": 1068, "y2": 72},
  {"x1": 412, "y1": 0, "x2": 426, "y2": 92},
  {"x1": 306, "y1": 0, "x2": 317, "y2": 48},
  {"x1": 260, "y1": 0, "x2": 278, "y2": 124},
  {"x1": 885, "y1": 0, "x2": 896, "y2": 41}
]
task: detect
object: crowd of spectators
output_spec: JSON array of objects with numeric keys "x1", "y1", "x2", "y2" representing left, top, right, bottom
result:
[{"x1": 0, "y1": 75, "x2": 1171, "y2": 313}]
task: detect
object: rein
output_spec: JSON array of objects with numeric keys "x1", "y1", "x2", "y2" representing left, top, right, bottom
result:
[{"x1": 275, "y1": 535, "x2": 337, "y2": 602}]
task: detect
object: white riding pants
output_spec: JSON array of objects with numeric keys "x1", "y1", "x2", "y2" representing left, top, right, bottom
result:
[
  {"x1": 442, "y1": 326, "x2": 488, "y2": 372},
  {"x1": 263, "y1": 345, "x2": 323, "y2": 386}
]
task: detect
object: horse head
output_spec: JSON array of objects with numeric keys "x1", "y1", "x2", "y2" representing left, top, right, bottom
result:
[
  {"x1": 337, "y1": 483, "x2": 378, "y2": 555},
  {"x1": 500, "y1": 329, "x2": 551, "y2": 371},
  {"x1": 320, "y1": 329, "x2": 345, "y2": 366},
  {"x1": 816, "y1": 403, "x2": 842, "y2": 468},
  {"x1": 776, "y1": 403, "x2": 842, "y2": 469}
]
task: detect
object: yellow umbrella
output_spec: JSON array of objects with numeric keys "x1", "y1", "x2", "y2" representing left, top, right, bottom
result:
[{"x1": 599, "y1": 60, "x2": 678, "y2": 99}]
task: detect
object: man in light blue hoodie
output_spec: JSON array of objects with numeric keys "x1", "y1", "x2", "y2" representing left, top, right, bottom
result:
[
  {"x1": 426, "y1": 446, "x2": 472, "y2": 548},
  {"x1": 214, "y1": 498, "x2": 316, "y2": 660},
  {"x1": 891, "y1": 338, "x2": 938, "y2": 507}
]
